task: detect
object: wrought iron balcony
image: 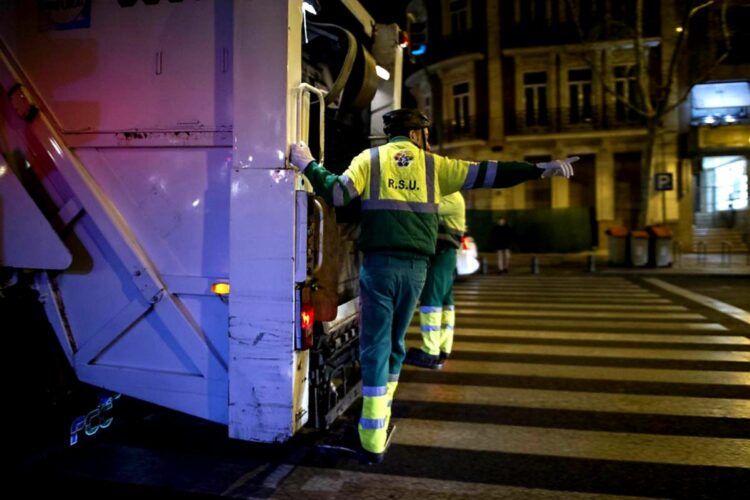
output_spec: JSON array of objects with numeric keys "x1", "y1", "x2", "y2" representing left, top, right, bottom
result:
[
  {"x1": 437, "y1": 115, "x2": 488, "y2": 144},
  {"x1": 508, "y1": 106, "x2": 645, "y2": 135}
]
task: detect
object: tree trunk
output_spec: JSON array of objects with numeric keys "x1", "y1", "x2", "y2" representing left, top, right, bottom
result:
[{"x1": 637, "y1": 119, "x2": 658, "y2": 229}]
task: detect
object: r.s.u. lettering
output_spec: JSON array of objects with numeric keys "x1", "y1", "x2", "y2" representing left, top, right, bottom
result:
[{"x1": 387, "y1": 178, "x2": 419, "y2": 190}]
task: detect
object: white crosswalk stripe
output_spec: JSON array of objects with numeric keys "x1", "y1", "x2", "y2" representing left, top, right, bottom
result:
[
  {"x1": 393, "y1": 419, "x2": 750, "y2": 468},
  {"x1": 396, "y1": 382, "x2": 750, "y2": 415},
  {"x1": 407, "y1": 326, "x2": 750, "y2": 344}
]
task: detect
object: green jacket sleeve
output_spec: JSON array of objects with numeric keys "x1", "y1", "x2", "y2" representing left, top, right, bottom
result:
[
  {"x1": 303, "y1": 160, "x2": 361, "y2": 207},
  {"x1": 436, "y1": 155, "x2": 542, "y2": 195}
]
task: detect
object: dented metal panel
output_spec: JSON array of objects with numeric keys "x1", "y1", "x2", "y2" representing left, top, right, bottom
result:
[{"x1": 228, "y1": 0, "x2": 305, "y2": 442}]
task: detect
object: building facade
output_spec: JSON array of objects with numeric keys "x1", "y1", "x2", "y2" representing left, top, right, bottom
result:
[{"x1": 404, "y1": 0, "x2": 749, "y2": 252}]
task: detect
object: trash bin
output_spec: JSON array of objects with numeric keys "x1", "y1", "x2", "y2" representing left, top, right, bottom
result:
[
  {"x1": 629, "y1": 230, "x2": 649, "y2": 267},
  {"x1": 605, "y1": 226, "x2": 629, "y2": 266},
  {"x1": 647, "y1": 225, "x2": 673, "y2": 267}
]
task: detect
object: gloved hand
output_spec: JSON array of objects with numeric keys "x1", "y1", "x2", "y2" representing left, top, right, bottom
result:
[
  {"x1": 290, "y1": 142, "x2": 316, "y2": 171},
  {"x1": 536, "y1": 156, "x2": 578, "y2": 179}
]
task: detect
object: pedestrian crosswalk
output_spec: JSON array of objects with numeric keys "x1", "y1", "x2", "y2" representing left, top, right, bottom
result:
[
  {"x1": 54, "y1": 275, "x2": 749, "y2": 498},
  {"x1": 301, "y1": 275, "x2": 750, "y2": 497}
]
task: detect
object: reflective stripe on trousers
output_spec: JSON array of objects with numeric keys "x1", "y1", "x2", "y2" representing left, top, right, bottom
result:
[
  {"x1": 419, "y1": 305, "x2": 454, "y2": 355},
  {"x1": 419, "y1": 306, "x2": 443, "y2": 355},
  {"x1": 441, "y1": 306, "x2": 455, "y2": 354},
  {"x1": 359, "y1": 379, "x2": 399, "y2": 454}
]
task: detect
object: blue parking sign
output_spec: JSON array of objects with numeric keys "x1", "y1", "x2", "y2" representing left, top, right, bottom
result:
[{"x1": 654, "y1": 173, "x2": 673, "y2": 191}]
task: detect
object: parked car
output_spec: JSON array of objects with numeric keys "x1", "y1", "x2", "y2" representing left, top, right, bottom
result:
[{"x1": 456, "y1": 235, "x2": 480, "y2": 276}]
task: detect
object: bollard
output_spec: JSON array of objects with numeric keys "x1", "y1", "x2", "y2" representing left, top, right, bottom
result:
[
  {"x1": 720, "y1": 241, "x2": 733, "y2": 266},
  {"x1": 531, "y1": 255, "x2": 540, "y2": 274},
  {"x1": 696, "y1": 241, "x2": 707, "y2": 264},
  {"x1": 586, "y1": 254, "x2": 596, "y2": 273},
  {"x1": 481, "y1": 256, "x2": 488, "y2": 275}
]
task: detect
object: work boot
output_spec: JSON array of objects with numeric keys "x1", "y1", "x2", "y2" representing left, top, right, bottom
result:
[
  {"x1": 404, "y1": 347, "x2": 444, "y2": 370},
  {"x1": 358, "y1": 422, "x2": 396, "y2": 465}
]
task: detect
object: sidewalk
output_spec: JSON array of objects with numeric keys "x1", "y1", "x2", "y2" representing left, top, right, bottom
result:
[{"x1": 479, "y1": 251, "x2": 750, "y2": 276}]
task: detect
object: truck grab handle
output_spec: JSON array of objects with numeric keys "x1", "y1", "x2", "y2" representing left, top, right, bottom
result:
[
  {"x1": 296, "y1": 83, "x2": 327, "y2": 165},
  {"x1": 311, "y1": 198, "x2": 325, "y2": 274}
]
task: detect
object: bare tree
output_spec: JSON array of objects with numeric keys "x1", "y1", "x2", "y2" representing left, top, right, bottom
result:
[{"x1": 564, "y1": 0, "x2": 733, "y2": 228}]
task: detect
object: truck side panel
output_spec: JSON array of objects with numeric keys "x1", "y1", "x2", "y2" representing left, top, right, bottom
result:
[
  {"x1": 1, "y1": 1, "x2": 234, "y2": 427},
  {"x1": 0, "y1": 1, "x2": 232, "y2": 134},
  {"x1": 228, "y1": 0, "x2": 307, "y2": 442}
]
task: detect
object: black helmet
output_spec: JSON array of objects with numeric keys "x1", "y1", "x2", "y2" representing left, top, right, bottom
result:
[{"x1": 382, "y1": 108, "x2": 431, "y2": 136}]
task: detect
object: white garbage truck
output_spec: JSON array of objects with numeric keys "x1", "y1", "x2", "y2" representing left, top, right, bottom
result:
[{"x1": 0, "y1": 0, "x2": 403, "y2": 444}]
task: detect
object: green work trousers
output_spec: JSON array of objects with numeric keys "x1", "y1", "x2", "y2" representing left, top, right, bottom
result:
[
  {"x1": 419, "y1": 247, "x2": 457, "y2": 356},
  {"x1": 358, "y1": 253, "x2": 428, "y2": 453}
]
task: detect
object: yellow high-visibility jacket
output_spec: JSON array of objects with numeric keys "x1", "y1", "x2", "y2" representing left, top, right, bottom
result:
[{"x1": 437, "y1": 192, "x2": 466, "y2": 250}]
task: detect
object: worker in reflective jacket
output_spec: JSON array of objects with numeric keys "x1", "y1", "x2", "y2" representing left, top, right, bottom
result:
[
  {"x1": 291, "y1": 109, "x2": 576, "y2": 464},
  {"x1": 404, "y1": 191, "x2": 466, "y2": 370}
]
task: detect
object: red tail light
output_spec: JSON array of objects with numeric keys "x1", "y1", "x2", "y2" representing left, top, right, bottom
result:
[
  {"x1": 399, "y1": 30, "x2": 409, "y2": 49},
  {"x1": 301, "y1": 304, "x2": 314, "y2": 330},
  {"x1": 461, "y1": 236, "x2": 470, "y2": 250},
  {"x1": 299, "y1": 303, "x2": 314, "y2": 350}
]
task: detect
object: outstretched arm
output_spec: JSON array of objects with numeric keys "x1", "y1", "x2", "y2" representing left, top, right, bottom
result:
[{"x1": 438, "y1": 155, "x2": 577, "y2": 194}]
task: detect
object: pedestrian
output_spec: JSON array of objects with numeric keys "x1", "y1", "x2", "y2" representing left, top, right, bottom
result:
[
  {"x1": 404, "y1": 191, "x2": 465, "y2": 370},
  {"x1": 727, "y1": 203, "x2": 736, "y2": 229},
  {"x1": 290, "y1": 109, "x2": 576, "y2": 464},
  {"x1": 492, "y1": 217, "x2": 514, "y2": 273}
]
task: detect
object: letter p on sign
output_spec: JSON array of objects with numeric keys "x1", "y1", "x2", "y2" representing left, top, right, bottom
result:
[{"x1": 654, "y1": 173, "x2": 673, "y2": 191}]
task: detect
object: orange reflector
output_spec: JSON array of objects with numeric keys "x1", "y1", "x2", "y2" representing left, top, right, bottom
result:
[{"x1": 211, "y1": 282, "x2": 230, "y2": 295}]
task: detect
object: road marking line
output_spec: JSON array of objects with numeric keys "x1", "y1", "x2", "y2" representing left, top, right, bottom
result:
[
  {"x1": 446, "y1": 341, "x2": 750, "y2": 362},
  {"x1": 454, "y1": 301, "x2": 689, "y2": 311},
  {"x1": 406, "y1": 327, "x2": 750, "y2": 344},
  {"x1": 393, "y1": 419, "x2": 750, "y2": 468},
  {"x1": 397, "y1": 383, "x2": 750, "y2": 418},
  {"x1": 644, "y1": 278, "x2": 750, "y2": 326},
  {"x1": 414, "y1": 317, "x2": 728, "y2": 331},
  {"x1": 402, "y1": 360, "x2": 750, "y2": 385},
  {"x1": 288, "y1": 467, "x2": 637, "y2": 499},
  {"x1": 458, "y1": 308, "x2": 707, "y2": 321}
]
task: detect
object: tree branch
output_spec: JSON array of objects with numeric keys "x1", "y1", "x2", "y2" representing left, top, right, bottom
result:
[
  {"x1": 563, "y1": 0, "x2": 650, "y2": 116},
  {"x1": 661, "y1": 0, "x2": 732, "y2": 116},
  {"x1": 633, "y1": 0, "x2": 655, "y2": 116}
]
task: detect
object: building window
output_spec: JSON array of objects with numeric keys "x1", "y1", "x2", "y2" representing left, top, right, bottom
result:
[
  {"x1": 702, "y1": 156, "x2": 748, "y2": 212},
  {"x1": 568, "y1": 68, "x2": 592, "y2": 124},
  {"x1": 518, "y1": 0, "x2": 549, "y2": 23},
  {"x1": 449, "y1": 0, "x2": 469, "y2": 35},
  {"x1": 452, "y1": 81, "x2": 471, "y2": 133},
  {"x1": 523, "y1": 71, "x2": 548, "y2": 127},
  {"x1": 614, "y1": 65, "x2": 638, "y2": 122}
]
